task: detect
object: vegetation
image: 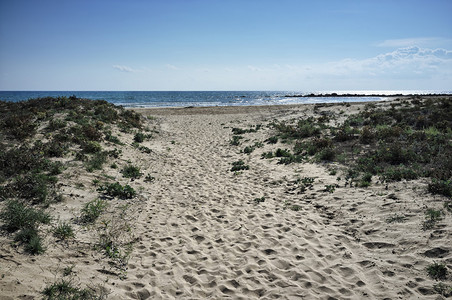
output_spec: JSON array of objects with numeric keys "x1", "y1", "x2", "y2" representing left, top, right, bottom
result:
[
  {"x1": 230, "y1": 160, "x2": 249, "y2": 172},
  {"x1": 97, "y1": 182, "x2": 136, "y2": 199},
  {"x1": 0, "y1": 96, "x2": 143, "y2": 253},
  {"x1": 266, "y1": 97, "x2": 452, "y2": 197}
]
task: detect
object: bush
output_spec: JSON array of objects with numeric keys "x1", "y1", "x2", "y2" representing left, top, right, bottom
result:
[
  {"x1": 121, "y1": 165, "x2": 142, "y2": 179},
  {"x1": 41, "y1": 278, "x2": 97, "y2": 300},
  {"x1": 85, "y1": 152, "x2": 107, "y2": 172},
  {"x1": 53, "y1": 222, "x2": 75, "y2": 240},
  {"x1": 427, "y1": 262, "x2": 448, "y2": 281},
  {"x1": 230, "y1": 160, "x2": 249, "y2": 172},
  {"x1": 0, "y1": 200, "x2": 50, "y2": 232},
  {"x1": 80, "y1": 199, "x2": 107, "y2": 223},
  {"x1": 98, "y1": 182, "x2": 136, "y2": 199},
  {"x1": 428, "y1": 179, "x2": 452, "y2": 197}
]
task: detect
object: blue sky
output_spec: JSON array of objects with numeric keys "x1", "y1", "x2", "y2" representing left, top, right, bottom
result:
[{"x1": 0, "y1": 0, "x2": 451, "y2": 91}]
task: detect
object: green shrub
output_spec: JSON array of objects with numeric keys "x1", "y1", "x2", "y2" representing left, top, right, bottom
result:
[
  {"x1": 266, "y1": 136, "x2": 278, "y2": 144},
  {"x1": 230, "y1": 160, "x2": 249, "y2": 172},
  {"x1": 427, "y1": 262, "x2": 448, "y2": 281},
  {"x1": 85, "y1": 152, "x2": 107, "y2": 172},
  {"x1": 230, "y1": 135, "x2": 243, "y2": 146},
  {"x1": 133, "y1": 132, "x2": 145, "y2": 143},
  {"x1": 121, "y1": 165, "x2": 142, "y2": 179},
  {"x1": 428, "y1": 179, "x2": 452, "y2": 197},
  {"x1": 80, "y1": 199, "x2": 107, "y2": 223},
  {"x1": 53, "y1": 222, "x2": 75, "y2": 240},
  {"x1": 0, "y1": 200, "x2": 51, "y2": 232},
  {"x1": 98, "y1": 182, "x2": 136, "y2": 199},
  {"x1": 82, "y1": 141, "x2": 102, "y2": 154},
  {"x1": 41, "y1": 278, "x2": 97, "y2": 300}
]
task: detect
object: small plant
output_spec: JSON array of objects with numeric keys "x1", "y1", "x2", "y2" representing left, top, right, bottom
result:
[
  {"x1": 243, "y1": 145, "x2": 255, "y2": 154},
  {"x1": 230, "y1": 160, "x2": 249, "y2": 172},
  {"x1": 80, "y1": 198, "x2": 107, "y2": 223},
  {"x1": 359, "y1": 173, "x2": 372, "y2": 187},
  {"x1": 261, "y1": 151, "x2": 274, "y2": 159},
  {"x1": 82, "y1": 141, "x2": 102, "y2": 154},
  {"x1": 62, "y1": 265, "x2": 75, "y2": 277},
  {"x1": 426, "y1": 262, "x2": 448, "y2": 281},
  {"x1": 433, "y1": 282, "x2": 452, "y2": 297},
  {"x1": 85, "y1": 152, "x2": 107, "y2": 172},
  {"x1": 0, "y1": 200, "x2": 51, "y2": 233},
  {"x1": 230, "y1": 135, "x2": 243, "y2": 146},
  {"x1": 385, "y1": 214, "x2": 407, "y2": 223},
  {"x1": 41, "y1": 278, "x2": 98, "y2": 300},
  {"x1": 290, "y1": 204, "x2": 302, "y2": 211},
  {"x1": 121, "y1": 164, "x2": 142, "y2": 179},
  {"x1": 53, "y1": 222, "x2": 75, "y2": 240},
  {"x1": 265, "y1": 136, "x2": 278, "y2": 144},
  {"x1": 144, "y1": 174, "x2": 155, "y2": 182},
  {"x1": 324, "y1": 184, "x2": 337, "y2": 193},
  {"x1": 423, "y1": 208, "x2": 443, "y2": 230},
  {"x1": 98, "y1": 182, "x2": 136, "y2": 199},
  {"x1": 133, "y1": 132, "x2": 146, "y2": 143},
  {"x1": 253, "y1": 197, "x2": 265, "y2": 204}
]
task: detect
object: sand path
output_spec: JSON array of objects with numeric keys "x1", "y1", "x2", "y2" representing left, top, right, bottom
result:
[{"x1": 117, "y1": 110, "x2": 400, "y2": 299}]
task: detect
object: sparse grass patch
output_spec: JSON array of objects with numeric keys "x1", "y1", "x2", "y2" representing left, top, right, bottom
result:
[
  {"x1": 230, "y1": 135, "x2": 243, "y2": 146},
  {"x1": 53, "y1": 222, "x2": 75, "y2": 240},
  {"x1": 121, "y1": 165, "x2": 142, "y2": 179},
  {"x1": 98, "y1": 182, "x2": 136, "y2": 199},
  {"x1": 80, "y1": 199, "x2": 107, "y2": 223},
  {"x1": 426, "y1": 262, "x2": 448, "y2": 281},
  {"x1": 386, "y1": 214, "x2": 407, "y2": 223},
  {"x1": 423, "y1": 208, "x2": 443, "y2": 230},
  {"x1": 41, "y1": 278, "x2": 100, "y2": 300},
  {"x1": 230, "y1": 160, "x2": 249, "y2": 172}
]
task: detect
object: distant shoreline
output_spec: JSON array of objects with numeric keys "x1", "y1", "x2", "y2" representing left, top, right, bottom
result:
[{"x1": 284, "y1": 92, "x2": 452, "y2": 98}]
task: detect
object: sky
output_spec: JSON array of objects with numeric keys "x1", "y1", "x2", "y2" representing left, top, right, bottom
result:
[{"x1": 0, "y1": 0, "x2": 451, "y2": 91}]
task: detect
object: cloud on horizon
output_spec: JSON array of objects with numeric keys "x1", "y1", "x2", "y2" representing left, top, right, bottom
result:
[{"x1": 113, "y1": 65, "x2": 140, "y2": 73}]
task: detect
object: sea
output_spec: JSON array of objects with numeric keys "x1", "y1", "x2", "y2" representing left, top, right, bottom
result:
[{"x1": 0, "y1": 90, "x2": 449, "y2": 108}]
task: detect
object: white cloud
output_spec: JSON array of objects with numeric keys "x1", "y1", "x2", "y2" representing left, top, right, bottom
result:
[
  {"x1": 247, "y1": 65, "x2": 262, "y2": 72},
  {"x1": 321, "y1": 46, "x2": 452, "y2": 78},
  {"x1": 377, "y1": 37, "x2": 452, "y2": 48},
  {"x1": 112, "y1": 65, "x2": 140, "y2": 73},
  {"x1": 166, "y1": 64, "x2": 179, "y2": 70}
]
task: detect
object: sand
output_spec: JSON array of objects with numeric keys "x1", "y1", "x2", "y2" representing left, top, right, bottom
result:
[{"x1": 1, "y1": 100, "x2": 451, "y2": 299}]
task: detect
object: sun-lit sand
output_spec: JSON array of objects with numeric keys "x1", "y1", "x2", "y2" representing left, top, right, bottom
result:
[{"x1": 1, "y1": 99, "x2": 451, "y2": 299}]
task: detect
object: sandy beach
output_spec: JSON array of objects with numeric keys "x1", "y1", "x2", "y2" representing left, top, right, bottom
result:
[{"x1": 1, "y1": 98, "x2": 451, "y2": 299}]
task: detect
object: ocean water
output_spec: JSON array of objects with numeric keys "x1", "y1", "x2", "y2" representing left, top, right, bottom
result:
[{"x1": 0, "y1": 90, "x2": 449, "y2": 108}]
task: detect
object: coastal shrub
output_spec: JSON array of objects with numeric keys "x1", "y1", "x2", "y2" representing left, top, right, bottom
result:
[
  {"x1": 243, "y1": 145, "x2": 255, "y2": 154},
  {"x1": 427, "y1": 262, "x2": 448, "y2": 281},
  {"x1": 53, "y1": 222, "x2": 75, "y2": 240},
  {"x1": 230, "y1": 135, "x2": 243, "y2": 146},
  {"x1": 133, "y1": 132, "x2": 146, "y2": 143},
  {"x1": 261, "y1": 151, "x2": 274, "y2": 159},
  {"x1": 0, "y1": 200, "x2": 50, "y2": 232},
  {"x1": 10, "y1": 173, "x2": 57, "y2": 204},
  {"x1": 428, "y1": 179, "x2": 452, "y2": 197},
  {"x1": 80, "y1": 199, "x2": 107, "y2": 223},
  {"x1": 82, "y1": 141, "x2": 102, "y2": 153},
  {"x1": 121, "y1": 165, "x2": 142, "y2": 179},
  {"x1": 41, "y1": 278, "x2": 98, "y2": 300},
  {"x1": 230, "y1": 160, "x2": 249, "y2": 172},
  {"x1": 266, "y1": 136, "x2": 278, "y2": 144},
  {"x1": 385, "y1": 214, "x2": 407, "y2": 223},
  {"x1": 253, "y1": 197, "x2": 265, "y2": 204},
  {"x1": 423, "y1": 208, "x2": 443, "y2": 230},
  {"x1": 98, "y1": 182, "x2": 136, "y2": 199},
  {"x1": 85, "y1": 152, "x2": 108, "y2": 172}
]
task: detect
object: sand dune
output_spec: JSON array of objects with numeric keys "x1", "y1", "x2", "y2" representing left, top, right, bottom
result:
[{"x1": 1, "y1": 100, "x2": 451, "y2": 299}]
